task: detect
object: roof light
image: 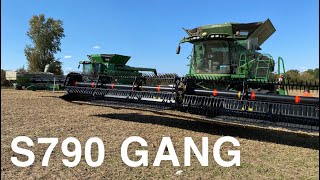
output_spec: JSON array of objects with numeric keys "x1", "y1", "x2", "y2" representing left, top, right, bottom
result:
[{"x1": 191, "y1": 36, "x2": 200, "y2": 40}]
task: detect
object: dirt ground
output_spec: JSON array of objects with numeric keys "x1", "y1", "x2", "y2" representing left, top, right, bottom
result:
[
  {"x1": 1, "y1": 89, "x2": 319, "y2": 179},
  {"x1": 288, "y1": 90, "x2": 319, "y2": 97}
]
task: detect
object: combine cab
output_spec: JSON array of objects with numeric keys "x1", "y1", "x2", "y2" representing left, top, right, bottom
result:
[{"x1": 62, "y1": 19, "x2": 319, "y2": 132}]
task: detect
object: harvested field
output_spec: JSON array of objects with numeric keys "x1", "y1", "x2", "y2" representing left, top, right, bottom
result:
[
  {"x1": 1, "y1": 89, "x2": 319, "y2": 179},
  {"x1": 288, "y1": 90, "x2": 319, "y2": 97}
]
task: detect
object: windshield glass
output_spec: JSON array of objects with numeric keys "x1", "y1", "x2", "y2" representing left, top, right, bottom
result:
[
  {"x1": 193, "y1": 41, "x2": 230, "y2": 74},
  {"x1": 83, "y1": 64, "x2": 93, "y2": 74},
  {"x1": 83, "y1": 63, "x2": 100, "y2": 75}
]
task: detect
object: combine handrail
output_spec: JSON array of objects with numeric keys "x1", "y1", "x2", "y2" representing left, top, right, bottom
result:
[
  {"x1": 238, "y1": 53, "x2": 248, "y2": 74},
  {"x1": 278, "y1": 57, "x2": 288, "y2": 95}
]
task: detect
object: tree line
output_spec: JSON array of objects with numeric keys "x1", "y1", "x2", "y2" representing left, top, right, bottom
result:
[
  {"x1": 285, "y1": 68, "x2": 319, "y2": 83},
  {"x1": 2, "y1": 14, "x2": 319, "y2": 87}
]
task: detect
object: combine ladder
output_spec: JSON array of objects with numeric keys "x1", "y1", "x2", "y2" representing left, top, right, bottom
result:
[
  {"x1": 239, "y1": 53, "x2": 247, "y2": 67},
  {"x1": 237, "y1": 53, "x2": 253, "y2": 77},
  {"x1": 254, "y1": 54, "x2": 273, "y2": 79}
]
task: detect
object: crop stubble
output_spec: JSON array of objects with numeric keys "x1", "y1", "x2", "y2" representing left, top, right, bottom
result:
[{"x1": 1, "y1": 89, "x2": 319, "y2": 179}]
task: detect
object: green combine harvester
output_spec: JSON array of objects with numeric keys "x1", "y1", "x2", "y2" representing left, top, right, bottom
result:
[
  {"x1": 77, "y1": 54, "x2": 157, "y2": 79},
  {"x1": 62, "y1": 19, "x2": 319, "y2": 132},
  {"x1": 176, "y1": 19, "x2": 287, "y2": 94},
  {"x1": 65, "y1": 54, "x2": 166, "y2": 86}
]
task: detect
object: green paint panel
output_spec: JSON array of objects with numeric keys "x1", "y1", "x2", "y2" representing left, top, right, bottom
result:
[
  {"x1": 108, "y1": 54, "x2": 131, "y2": 65},
  {"x1": 89, "y1": 54, "x2": 131, "y2": 65}
]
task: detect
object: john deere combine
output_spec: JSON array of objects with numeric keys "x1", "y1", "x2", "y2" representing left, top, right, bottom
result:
[{"x1": 62, "y1": 19, "x2": 319, "y2": 131}]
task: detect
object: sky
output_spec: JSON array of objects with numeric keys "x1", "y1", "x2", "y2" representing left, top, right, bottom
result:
[{"x1": 1, "y1": 0, "x2": 319, "y2": 75}]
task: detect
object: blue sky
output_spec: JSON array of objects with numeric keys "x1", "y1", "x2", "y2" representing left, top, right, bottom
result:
[{"x1": 1, "y1": 0, "x2": 319, "y2": 75}]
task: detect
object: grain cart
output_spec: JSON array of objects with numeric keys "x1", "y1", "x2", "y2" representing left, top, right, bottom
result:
[
  {"x1": 15, "y1": 63, "x2": 65, "y2": 91},
  {"x1": 15, "y1": 72, "x2": 65, "y2": 90},
  {"x1": 62, "y1": 19, "x2": 319, "y2": 131}
]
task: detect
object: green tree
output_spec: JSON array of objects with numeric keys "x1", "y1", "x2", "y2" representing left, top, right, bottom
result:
[
  {"x1": 284, "y1": 68, "x2": 319, "y2": 84},
  {"x1": 305, "y1": 68, "x2": 319, "y2": 81},
  {"x1": 300, "y1": 71, "x2": 315, "y2": 82},
  {"x1": 24, "y1": 14, "x2": 65, "y2": 75},
  {"x1": 285, "y1": 69, "x2": 300, "y2": 82},
  {"x1": 47, "y1": 59, "x2": 63, "y2": 75},
  {"x1": 314, "y1": 68, "x2": 319, "y2": 80},
  {"x1": 305, "y1": 69, "x2": 314, "y2": 76}
]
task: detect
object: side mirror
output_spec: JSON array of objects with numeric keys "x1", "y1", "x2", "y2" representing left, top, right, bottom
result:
[
  {"x1": 78, "y1": 64, "x2": 80, "y2": 69},
  {"x1": 247, "y1": 38, "x2": 258, "y2": 50},
  {"x1": 176, "y1": 44, "x2": 181, "y2": 54}
]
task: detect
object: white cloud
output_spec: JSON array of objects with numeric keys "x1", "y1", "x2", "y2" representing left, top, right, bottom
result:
[
  {"x1": 93, "y1": 45, "x2": 101, "y2": 49},
  {"x1": 299, "y1": 67, "x2": 308, "y2": 72},
  {"x1": 63, "y1": 55, "x2": 72, "y2": 59}
]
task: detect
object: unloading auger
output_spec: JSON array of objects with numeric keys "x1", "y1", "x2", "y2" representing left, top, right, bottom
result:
[{"x1": 62, "y1": 19, "x2": 319, "y2": 132}]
